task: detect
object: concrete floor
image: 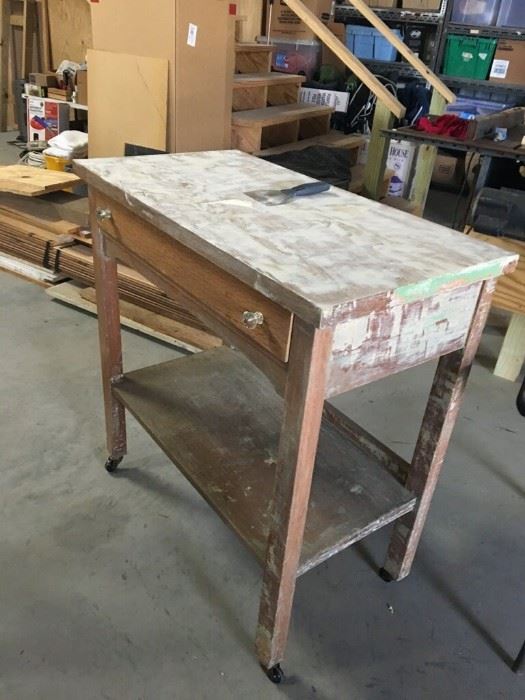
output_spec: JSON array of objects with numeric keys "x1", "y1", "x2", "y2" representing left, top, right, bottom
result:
[{"x1": 1, "y1": 270, "x2": 524, "y2": 700}]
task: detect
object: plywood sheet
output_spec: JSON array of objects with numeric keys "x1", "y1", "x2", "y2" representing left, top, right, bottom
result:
[
  {"x1": 235, "y1": 0, "x2": 263, "y2": 42},
  {"x1": 48, "y1": 0, "x2": 92, "y2": 67},
  {"x1": 87, "y1": 49, "x2": 168, "y2": 158},
  {"x1": 0, "y1": 165, "x2": 80, "y2": 196}
]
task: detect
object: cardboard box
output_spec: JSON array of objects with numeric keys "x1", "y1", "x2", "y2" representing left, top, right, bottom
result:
[
  {"x1": 489, "y1": 40, "x2": 525, "y2": 85},
  {"x1": 400, "y1": 0, "x2": 442, "y2": 9},
  {"x1": 75, "y1": 69, "x2": 88, "y2": 106},
  {"x1": 322, "y1": 21, "x2": 346, "y2": 70},
  {"x1": 267, "y1": 0, "x2": 332, "y2": 40},
  {"x1": 432, "y1": 153, "x2": 464, "y2": 189},
  {"x1": 27, "y1": 97, "x2": 69, "y2": 144},
  {"x1": 366, "y1": 1, "x2": 398, "y2": 7},
  {"x1": 90, "y1": 0, "x2": 234, "y2": 154},
  {"x1": 386, "y1": 140, "x2": 417, "y2": 198},
  {"x1": 29, "y1": 72, "x2": 59, "y2": 88}
]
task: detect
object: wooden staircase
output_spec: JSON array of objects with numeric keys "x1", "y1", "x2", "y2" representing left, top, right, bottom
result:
[{"x1": 232, "y1": 43, "x2": 333, "y2": 154}]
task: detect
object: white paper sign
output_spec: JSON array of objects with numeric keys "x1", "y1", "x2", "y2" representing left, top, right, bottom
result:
[
  {"x1": 299, "y1": 88, "x2": 350, "y2": 113},
  {"x1": 187, "y1": 23, "x2": 198, "y2": 48},
  {"x1": 490, "y1": 59, "x2": 509, "y2": 80}
]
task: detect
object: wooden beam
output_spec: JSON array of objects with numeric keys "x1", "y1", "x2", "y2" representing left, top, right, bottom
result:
[
  {"x1": 282, "y1": 0, "x2": 405, "y2": 118},
  {"x1": 363, "y1": 101, "x2": 395, "y2": 200},
  {"x1": 0, "y1": 0, "x2": 9, "y2": 131},
  {"x1": 348, "y1": 0, "x2": 456, "y2": 105},
  {"x1": 409, "y1": 90, "x2": 447, "y2": 215},
  {"x1": 494, "y1": 312, "x2": 525, "y2": 382}
]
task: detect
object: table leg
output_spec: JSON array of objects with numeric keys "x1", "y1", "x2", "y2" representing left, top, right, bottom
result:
[
  {"x1": 256, "y1": 320, "x2": 333, "y2": 677},
  {"x1": 92, "y1": 226, "x2": 127, "y2": 469},
  {"x1": 381, "y1": 280, "x2": 495, "y2": 582}
]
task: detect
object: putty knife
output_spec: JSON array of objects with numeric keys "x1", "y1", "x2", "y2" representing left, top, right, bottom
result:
[{"x1": 246, "y1": 181, "x2": 330, "y2": 206}]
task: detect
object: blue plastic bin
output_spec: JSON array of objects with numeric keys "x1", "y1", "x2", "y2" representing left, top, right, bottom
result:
[
  {"x1": 346, "y1": 25, "x2": 375, "y2": 59},
  {"x1": 374, "y1": 29, "x2": 402, "y2": 61},
  {"x1": 346, "y1": 24, "x2": 401, "y2": 61}
]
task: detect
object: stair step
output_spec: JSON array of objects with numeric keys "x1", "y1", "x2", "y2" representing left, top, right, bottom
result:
[
  {"x1": 233, "y1": 72, "x2": 306, "y2": 89},
  {"x1": 232, "y1": 103, "x2": 333, "y2": 129},
  {"x1": 256, "y1": 131, "x2": 365, "y2": 157},
  {"x1": 235, "y1": 43, "x2": 274, "y2": 54}
]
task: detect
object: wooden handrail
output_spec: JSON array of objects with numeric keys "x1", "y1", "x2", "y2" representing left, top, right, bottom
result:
[
  {"x1": 348, "y1": 0, "x2": 456, "y2": 104},
  {"x1": 282, "y1": 0, "x2": 406, "y2": 118}
]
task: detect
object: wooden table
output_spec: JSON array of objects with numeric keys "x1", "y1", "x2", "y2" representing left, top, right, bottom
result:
[{"x1": 74, "y1": 151, "x2": 517, "y2": 683}]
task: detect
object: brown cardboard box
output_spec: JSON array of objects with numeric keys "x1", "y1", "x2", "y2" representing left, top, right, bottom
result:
[
  {"x1": 89, "y1": 0, "x2": 234, "y2": 153},
  {"x1": 29, "y1": 72, "x2": 58, "y2": 88},
  {"x1": 432, "y1": 153, "x2": 464, "y2": 189},
  {"x1": 267, "y1": 0, "x2": 332, "y2": 40},
  {"x1": 400, "y1": 0, "x2": 442, "y2": 9},
  {"x1": 322, "y1": 21, "x2": 346, "y2": 70},
  {"x1": 489, "y1": 40, "x2": 525, "y2": 85},
  {"x1": 75, "y1": 69, "x2": 87, "y2": 106}
]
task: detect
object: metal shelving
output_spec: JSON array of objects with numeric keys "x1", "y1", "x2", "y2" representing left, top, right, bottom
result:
[
  {"x1": 335, "y1": 7, "x2": 443, "y2": 26},
  {"x1": 446, "y1": 23, "x2": 525, "y2": 40}
]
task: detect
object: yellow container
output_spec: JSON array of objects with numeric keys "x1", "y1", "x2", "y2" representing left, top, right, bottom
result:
[{"x1": 44, "y1": 153, "x2": 70, "y2": 171}]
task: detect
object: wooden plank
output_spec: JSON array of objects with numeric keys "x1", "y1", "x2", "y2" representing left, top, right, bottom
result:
[
  {"x1": 0, "y1": 0, "x2": 9, "y2": 131},
  {"x1": 87, "y1": 49, "x2": 168, "y2": 158},
  {"x1": 348, "y1": 0, "x2": 455, "y2": 105},
  {"x1": 466, "y1": 229, "x2": 525, "y2": 315},
  {"x1": 112, "y1": 345, "x2": 415, "y2": 578},
  {"x1": 327, "y1": 282, "x2": 482, "y2": 397},
  {"x1": 282, "y1": 0, "x2": 405, "y2": 118},
  {"x1": 0, "y1": 249, "x2": 65, "y2": 283},
  {"x1": 47, "y1": 0, "x2": 92, "y2": 68},
  {"x1": 92, "y1": 191, "x2": 294, "y2": 362},
  {"x1": 232, "y1": 102, "x2": 333, "y2": 127},
  {"x1": 0, "y1": 165, "x2": 80, "y2": 196},
  {"x1": 467, "y1": 106, "x2": 525, "y2": 141},
  {"x1": 494, "y1": 312, "x2": 525, "y2": 382},
  {"x1": 233, "y1": 73, "x2": 305, "y2": 88},
  {"x1": 235, "y1": 43, "x2": 272, "y2": 73},
  {"x1": 382, "y1": 280, "x2": 496, "y2": 582},
  {"x1": 255, "y1": 130, "x2": 364, "y2": 157},
  {"x1": 234, "y1": 0, "x2": 263, "y2": 42},
  {"x1": 21, "y1": 0, "x2": 36, "y2": 79},
  {"x1": 0, "y1": 206, "x2": 80, "y2": 235},
  {"x1": 46, "y1": 282, "x2": 221, "y2": 353},
  {"x1": 363, "y1": 101, "x2": 395, "y2": 200},
  {"x1": 409, "y1": 90, "x2": 447, "y2": 216},
  {"x1": 37, "y1": 0, "x2": 51, "y2": 73},
  {"x1": 91, "y1": 202, "x2": 127, "y2": 462}
]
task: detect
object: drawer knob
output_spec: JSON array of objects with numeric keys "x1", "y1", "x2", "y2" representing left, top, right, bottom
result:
[
  {"x1": 242, "y1": 311, "x2": 264, "y2": 329},
  {"x1": 96, "y1": 208, "x2": 112, "y2": 222}
]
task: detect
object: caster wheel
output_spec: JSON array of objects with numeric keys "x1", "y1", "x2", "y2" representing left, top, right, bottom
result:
[
  {"x1": 105, "y1": 456, "x2": 123, "y2": 473},
  {"x1": 379, "y1": 567, "x2": 394, "y2": 582},
  {"x1": 266, "y1": 664, "x2": 284, "y2": 684}
]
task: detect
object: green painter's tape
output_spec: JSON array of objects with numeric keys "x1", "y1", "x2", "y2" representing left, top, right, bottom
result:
[{"x1": 394, "y1": 260, "x2": 507, "y2": 303}]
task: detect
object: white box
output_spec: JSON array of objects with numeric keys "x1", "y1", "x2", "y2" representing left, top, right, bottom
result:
[
  {"x1": 299, "y1": 87, "x2": 350, "y2": 113},
  {"x1": 387, "y1": 140, "x2": 417, "y2": 198}
]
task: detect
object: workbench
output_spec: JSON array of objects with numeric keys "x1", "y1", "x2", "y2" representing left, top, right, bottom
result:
[{"x1": 74, "y1": 151, "x2": 517, "y2": 683}]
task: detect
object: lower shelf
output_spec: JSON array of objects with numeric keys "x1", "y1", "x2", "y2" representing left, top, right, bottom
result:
[{"x1": 113, "y1": 347, "x2": 416, "y2": 576}]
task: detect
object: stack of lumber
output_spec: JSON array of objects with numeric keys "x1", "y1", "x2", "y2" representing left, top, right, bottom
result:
[
  {"x1": 0, "y1": 205, "x2": 78, "y2": 272},
  {"x1": 57, "y1": 245, "x2": 210, "y2": 333}
]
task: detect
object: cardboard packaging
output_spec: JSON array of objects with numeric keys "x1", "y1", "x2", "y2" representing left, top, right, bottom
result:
[
  {"x1": 400, "y1": 0, "x2": 442, "y2": 9},
  {"x1": 299, "y1": 87, "x2": 350, "y2": 112},
  {"x1": 432, "y1": 153, "x2": 464, "y2": 189},
  {"x1": 75, "y1": 69, "x2": 88, "y2": 106},
  {"x1": 89, "y1": 0, "x2": 234, "y2": 154},
  {"x1": 27, "y1": 97, "x2": 69, "y2": 144},
  {"x1": 367, "y1": 0, "x2": 398, "y2": 7},
  {"x1": 489, "y1": 40, "x2": 525, "y2": 85},
  {"x1": 386, "y1": 140, "x2": 417, "y2": 198},
  {"x1": 267, "y1": 0, "x2": 332, "y2": 40},
  {"x1": 29, "y1": 72, "x2": 59, "y2": 88}
]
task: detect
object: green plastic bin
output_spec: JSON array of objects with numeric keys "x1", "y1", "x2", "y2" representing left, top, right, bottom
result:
[{"x1": 443, "y1": 35, "x2": 497, "y2": 80}]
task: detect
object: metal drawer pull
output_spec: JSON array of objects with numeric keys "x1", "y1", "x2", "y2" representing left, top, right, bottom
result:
[
  {"x1": 242, "y1": 311, "x2": 264, "y2": 329},
  {"x1": 96, "y1": 208, "x2": 113, "y2": 222}
]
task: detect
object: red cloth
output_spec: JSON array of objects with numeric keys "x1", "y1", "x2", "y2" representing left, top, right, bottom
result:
[{"x1": 416, "y1": 114, "x2": 470, "y2": 140}]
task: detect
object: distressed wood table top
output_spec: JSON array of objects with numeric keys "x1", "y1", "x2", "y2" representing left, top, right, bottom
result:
[{"x1": 75, "y1": 151, "x2": 516, "y2": 327}]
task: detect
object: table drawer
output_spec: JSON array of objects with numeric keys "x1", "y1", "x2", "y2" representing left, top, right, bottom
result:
[{"x1": 92, "y1": 192, "x2": 293, "y2": 361}]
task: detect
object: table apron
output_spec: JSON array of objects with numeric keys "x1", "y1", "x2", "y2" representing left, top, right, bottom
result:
[{"x1": 326, "y1": 281, "x2": 483, "y2": 398}]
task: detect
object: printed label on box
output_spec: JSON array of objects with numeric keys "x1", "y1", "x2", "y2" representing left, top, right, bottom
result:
[
  {"x1": 490, "y1": 59, "x2": 509, "y2": 79},
  {"x1": 187, "y1": 23, "x2": 198, "y2": 48},
  {"x1": 299, "y1": 87, "x2": 350, "y2": 113}
]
